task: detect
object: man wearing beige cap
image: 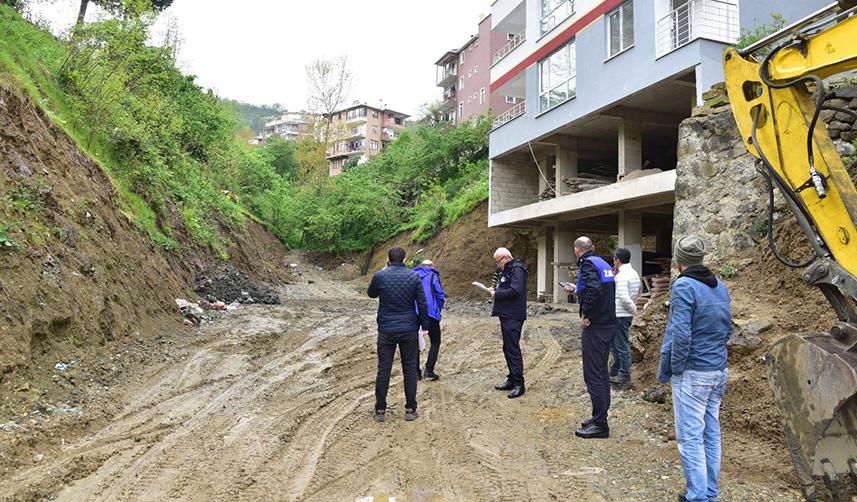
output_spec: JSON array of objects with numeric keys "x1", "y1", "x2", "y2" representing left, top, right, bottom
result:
[{"x1": 657, "y1": 235, "x2": 732, "y2": 502}]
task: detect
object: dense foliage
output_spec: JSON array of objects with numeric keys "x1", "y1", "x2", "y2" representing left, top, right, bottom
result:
[
  {"x1": 0, "y1": 2, "x2": 489, "y2": 255},
  {"x1": 267, "y1": 116, "x2": 491, "y2": 252},
  {"x1": 223, "y1": 99, "x2": 281, "y2": 135}
]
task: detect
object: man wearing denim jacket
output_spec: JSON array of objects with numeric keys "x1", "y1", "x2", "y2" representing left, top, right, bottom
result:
[{"x1": 658, "y1": 235, "x2": 732, "y2": 502}]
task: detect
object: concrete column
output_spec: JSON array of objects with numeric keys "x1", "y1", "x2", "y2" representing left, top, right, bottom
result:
[
  {"x1": 537, "y1": 230, "x2": 549, "y2": 298},
  {"x1": 618, "y1": 210, "x2": 643, "y2": 276},
  {"x1": 555, "y1": 146, "x2": 578, "y2": 197},
  {"x1": 538, "y1": 153, "x2": 550, "y2": 193},
  {"x1": 553, "y1": 225, "x2": 575, "y2": 303},
  {"x1": 618, "y1": 119, "x2": 642, "y2": 179}
]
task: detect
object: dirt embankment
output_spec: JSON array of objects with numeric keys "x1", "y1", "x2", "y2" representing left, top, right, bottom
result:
[
  {"x1": 0, "y1": 85, "x2": 291, "y2": 423},
  {"x1": 365, "y1": 201, "x2": 539, "y2": 299}
]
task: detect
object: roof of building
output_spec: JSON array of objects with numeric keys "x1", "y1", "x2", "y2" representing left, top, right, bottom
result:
[
  {"x1": 434, "y1": 50, "x2": 459, "y2": 65},
  {"x1": 325, "y1": 103, "x2": 410, "y2": 119}
]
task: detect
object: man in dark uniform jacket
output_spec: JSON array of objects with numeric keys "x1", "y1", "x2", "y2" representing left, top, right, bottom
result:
[
  {"x1": 489, "y1": 247, "x2": 528, "y2": 399},
  {"x1": 572, "y1": 236, "x2": 616, "y2": 438},
  {"x1": 367, "y1": 247, "x2": 429, "y2": 422}
]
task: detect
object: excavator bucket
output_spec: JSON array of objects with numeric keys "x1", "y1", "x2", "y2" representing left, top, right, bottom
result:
[{"x1": 766, "y1": 333, "x2": 857, "y2": 500}]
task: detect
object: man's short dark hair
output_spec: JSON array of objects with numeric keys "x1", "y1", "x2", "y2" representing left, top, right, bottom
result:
[
  {"x1": 615, "y1": 248, "x2": 631, "y2": 264},
  {"x1": 388, "y1": 247, "x2": 406, "y2": 264}
]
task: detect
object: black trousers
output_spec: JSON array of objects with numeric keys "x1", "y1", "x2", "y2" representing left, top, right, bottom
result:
[
  {"x1": 582, "y1": 323, "x2": 614, "y2": 426},
  {"x1": 422, "y1": 318, "x2": 442, "y2": 373},
  {"x1": 500, "y1": 317, "x2": 525, "y2": 387},
  {"x1": 375, "y1": 331, "x2": 419, "y2": 411}
]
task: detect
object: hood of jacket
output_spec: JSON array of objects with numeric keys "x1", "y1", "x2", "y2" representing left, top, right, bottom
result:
[
  {"x1": 413, "y1": 266, "x2": 438, "y2": 279},
  {"x1": 679, "y1": 264, "x2": 718, "y2": 287}
]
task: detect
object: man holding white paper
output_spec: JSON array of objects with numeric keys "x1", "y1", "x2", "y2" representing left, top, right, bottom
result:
[{"x1": 488, "y1": 247, "x2": 528, "y2": 399}]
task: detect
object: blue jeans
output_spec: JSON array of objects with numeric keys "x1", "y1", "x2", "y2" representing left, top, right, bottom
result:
[
  {"x1": 610, "y1": 317, "x2": 632, "y2": 379},
  {"x1": 671, "y1": 369, "x2": 728, "y2": 502}
]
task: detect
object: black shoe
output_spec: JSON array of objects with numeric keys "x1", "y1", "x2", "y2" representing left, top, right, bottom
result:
[
  {"x1": 580, "y1": 418, "x2": 593, "y2": 428},
  {"x1": 417, "y1": 369, "x2": 423, "y2": 381},
  {"x1": 613, "y1": 380, "x2": 632, "y2": 391},
  {"x1": 424, "y1": 371, "x2": 439, "y2": 381},
  {"x1": 507, "y1": 386, "x2": 525, "y2": 398},
  {"x1": 494, "y1": 380, "x2": 514, "y2": 391},
  {"x1": 404, "y1": 408, "x2": 419, "y2": 421},
  {"x1": 373, "y1": 409, "x2": 386, "y2": 423},
  {"x1": 609, "y1": 367, "x2": 618, "y2": 378},
  {"x1": 575, "y1": 422, "x2": 609, "y2": 439},
  {"x1": 677, "y1": 495, "x2": 688, "y2": 502}
]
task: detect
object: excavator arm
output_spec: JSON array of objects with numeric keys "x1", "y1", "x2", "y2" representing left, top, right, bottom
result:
[{"x1": 723, "y1": 2, "x2": 857, "y2": 499}]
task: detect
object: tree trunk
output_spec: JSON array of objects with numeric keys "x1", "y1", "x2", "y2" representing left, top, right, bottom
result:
[{"x1": 75, "y1": 0, "x2": 89, "y2": 29}]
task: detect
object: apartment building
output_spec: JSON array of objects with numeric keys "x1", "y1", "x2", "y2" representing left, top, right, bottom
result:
[
  {"x1": 435, "y1": 15, "x2": 516, "y2": 126},
  {"x1": 326, "y1": 104, "x2": 409, "y2": 176},
  {"x1": 262, "y1": 112, "x2": 312, "y2": 142},
  {"x1": 487, "y1": 0, "x2": 828, "y2": 302}
]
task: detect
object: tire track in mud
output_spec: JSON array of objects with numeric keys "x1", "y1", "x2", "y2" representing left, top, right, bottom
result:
[{"x1": 48, "y1": 310, "x2": 372, "y2": 501}]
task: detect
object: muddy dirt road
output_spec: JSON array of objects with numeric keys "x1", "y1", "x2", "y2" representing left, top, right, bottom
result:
[{"x1": 1, "y1": 262, "x2": 805, "y2": 501}]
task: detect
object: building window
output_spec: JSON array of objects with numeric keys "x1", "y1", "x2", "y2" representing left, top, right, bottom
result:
[
  {"x1": 370, "y1": 140, "x2": 379, "y2": 150},
  {"x1": 459, "y1": 102, "x2": 464, "y2": 117},
  {"x1": 607, "y1": 0, "x2": 634, "y2": 58},
  {"x1": 371, "y1": 126, "x2": 378, "y2": 134},
  {"x1": 507, "y1": 32, "x2": 516, "y2": 40},
  {"x1": 394, "y1": 117, "x2": 403, "y2": 125},
  {"x1": 459, "y1": 52, "x2": 465, "y2": 64},
  {"x1": 541, "y1": 0, "x2": 575, "y2": 35},
  {"x1": 479, "y1": 88, "x2": 486, "y2": 105},
  {"x1": 506, "y1": 96, "x2": 517, "y2": 104},
  {"x1": 474, "y1": 65, "x2": 479, "y2": 74},
  {"x1": 372, "y1": 110, "x2": 379, "y2": 117},
  {"x1": 460, "y1": 76, "x2": 464, "y2": 90},
  {"x1": 539, "y1": 40, "x2": 576, "y2": 113}
]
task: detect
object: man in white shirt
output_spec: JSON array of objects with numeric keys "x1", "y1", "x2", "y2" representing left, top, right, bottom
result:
[{"x1": 611, "y1": 248, "x2": 640, "y2": 390}]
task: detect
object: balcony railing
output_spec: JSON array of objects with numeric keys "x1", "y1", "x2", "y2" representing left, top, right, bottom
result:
[
  {"x1": 492, "y1": 100, "x2": 526, "y2": 129},
  {"x1": 491, "y1": 29, "x2": 526, "y2": 66},
  {"x1": 436, "y1": 65, "x2": 458, "y2": 86},
  {"x1": 655, "y1": 0, "x2": 738, "y2": 58}
]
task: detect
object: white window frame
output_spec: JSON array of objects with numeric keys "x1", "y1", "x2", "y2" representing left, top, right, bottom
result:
[
  {"x1": 474, "y1": 65, "x2": 479, "y2": 74},
  {"x1": 540, "y1": 0, "x2": 575, "y2": 36},
  {"x1": 479, "y1": 87, "x2": 486, "y2": 105},
  {"x1": 370, "y1": 140, "x2": 379, "y2": 150},
  {"x1": 538, "y1": 39, "x2": 577, "y2": 113},
  {"x1": 459, "y1": 102, "x2": 464, "y2": 117},
  {"x1": 505, "y1": 96, "x2": 516, "y2": 104},
  {"x1": 460, "y1": 77, "x2": 464, "y2": 90},
  {"x1": 606, "y1": 0, "x2": 634, "y2": 58},
  {"x1": 459, "y1": 52, "x2": 465, "y2": 64}
]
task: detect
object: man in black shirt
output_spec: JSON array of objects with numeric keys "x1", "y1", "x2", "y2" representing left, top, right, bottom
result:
[{"x1": 489, "y1": 247, "x2": 528, "y2": 399}]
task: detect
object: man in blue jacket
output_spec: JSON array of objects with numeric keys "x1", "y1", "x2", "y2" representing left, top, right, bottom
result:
[
  {"x1": 368, "y1": 247, "x2": 429, "y2": 422},
  {"x1": 413, "y1": 260, "x2": 446, "y2": 381},
  {"x1": 489, "y1": 247, "x2": 528, "y2": 399},
  {"x1": 571, "y1": 236, "x2": 617, "y2": 439},
  {"x1": 657, "y1": 235, "x2": 731, "y2": 502}
]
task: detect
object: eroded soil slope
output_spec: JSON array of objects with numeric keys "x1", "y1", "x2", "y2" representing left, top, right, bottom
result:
[{"x1": 0, "y1": 85, "x2": 291, "y2": 426}]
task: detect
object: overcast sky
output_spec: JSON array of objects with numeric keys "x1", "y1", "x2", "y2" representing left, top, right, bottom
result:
[{"x1": 28, "y1": 0, "x2": 493, "y2": 116}]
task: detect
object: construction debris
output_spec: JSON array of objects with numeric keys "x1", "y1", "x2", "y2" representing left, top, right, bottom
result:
[
  {"x1": 563, "y1": 173, "x2": 613, "y2": 193},
  {"x1": 538, "y1": 181, "x2": 557, "y2": 201}
]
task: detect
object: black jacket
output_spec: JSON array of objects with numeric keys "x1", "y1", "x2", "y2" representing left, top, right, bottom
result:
[
  {"x1": 368, "y1": 263, "x2": 429, "y2": 333},
  {"x1": 577, "y1": 251, "x2": 617, "y2": 326},
  {"x1": 491, "y1": 258, "x2": 528, "y2": 321}
]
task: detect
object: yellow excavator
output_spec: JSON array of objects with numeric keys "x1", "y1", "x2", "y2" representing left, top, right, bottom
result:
[{"x1": 723, "y1": 1, "x2": 857, "y2": 499}]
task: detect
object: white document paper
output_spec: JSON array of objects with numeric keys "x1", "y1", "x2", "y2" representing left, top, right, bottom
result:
[{"x1": 471, "y1": 281, "x2": 492, "y2": 294}]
